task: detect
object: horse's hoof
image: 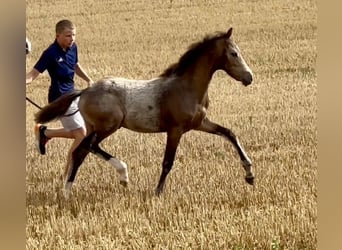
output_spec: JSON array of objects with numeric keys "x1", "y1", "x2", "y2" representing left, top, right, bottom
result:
[
  {"x1": 119, "y1": 180, "x2": 128, "y2": 187},
  {"x1": 245, "y1": 176, "x2": 254, "y2": 185},
  {"x1": 155, "y1": 187, "x2": 163, "y2": 196}
]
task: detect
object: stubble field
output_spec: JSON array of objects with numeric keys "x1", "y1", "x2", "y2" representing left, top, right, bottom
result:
[{"x1": 26, "y1": 0, "x2": 317, "y2": 249}]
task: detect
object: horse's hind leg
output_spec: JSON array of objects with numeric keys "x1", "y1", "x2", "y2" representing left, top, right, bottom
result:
[
  {"x1": 195, "y1": 118, "x2": 254, "y2": 185},
  {"x1": 64, "y1": 132, "x2": 96, "y2": 198},
  {"x1": 64, "y1": 130, "x2": 129, "y2": 197},
  {"x1": 62, "y1": 122, "x2": 94, "y2": 180},
  {"x1": 90, "y1": 138, "x2": 129, "y2": 187}
]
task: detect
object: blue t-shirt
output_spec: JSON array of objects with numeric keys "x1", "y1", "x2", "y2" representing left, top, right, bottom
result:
[{"x1": 34, "y1": 40, "x2": 78, "y2": 103}]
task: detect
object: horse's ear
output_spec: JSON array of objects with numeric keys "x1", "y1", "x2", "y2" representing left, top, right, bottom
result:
[{"x1": 226, "y1": 27, "x2": 233, "y2": 39}]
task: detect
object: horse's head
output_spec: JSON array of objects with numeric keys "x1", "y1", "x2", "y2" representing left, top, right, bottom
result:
[{"x1": 218, "y1": 28, "x2": 253, "y2": 86}]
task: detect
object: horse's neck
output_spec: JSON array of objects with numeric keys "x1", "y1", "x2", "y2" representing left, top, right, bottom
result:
[{"x1": 183, "y1": 55, "x2": 218, "y2": 102}]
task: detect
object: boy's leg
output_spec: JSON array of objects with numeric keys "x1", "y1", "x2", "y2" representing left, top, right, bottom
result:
[
  {"x1": 35, "y1": 123, "x2": 86, "y2": 178},
  {"x1": 34, "y1": 124, "x2": 75, "y2": 155},
  {"x1": 58, "y1": 97, "x2": 87, "y2": 179},
  {"x1": 34, "y1": 96, "x2": 83, "y2": 155},
  {"x1": 44, "y1": 128, "x2": 74, "y2": 138}
]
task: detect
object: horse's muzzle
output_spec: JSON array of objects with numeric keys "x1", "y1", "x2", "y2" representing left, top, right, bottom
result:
[{"x1": 242, "y1": 73, "x2": 253, "y2": 86}]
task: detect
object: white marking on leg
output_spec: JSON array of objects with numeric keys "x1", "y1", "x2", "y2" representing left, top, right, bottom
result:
[
  {"x1": 236, "y1": 138, "x2": 252, "y2": 165},
  {"x1": 63, "y1": 182, "x2": 73, "y2": 199},
  {"x1": 108, "y1": 158, "x2": 129, "y2": 184},
  {"x1": 236, "y1": 138, "x2": 253, "y2": 177}
]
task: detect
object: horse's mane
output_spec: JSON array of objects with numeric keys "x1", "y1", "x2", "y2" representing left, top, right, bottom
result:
[{"x1": 159, "y1": 31, "x2": 227, "y2": 77}]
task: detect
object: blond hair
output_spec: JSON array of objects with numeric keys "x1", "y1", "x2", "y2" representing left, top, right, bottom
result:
[{"x1": 55, "y1": 19, "x2": 75, "y2": 34}]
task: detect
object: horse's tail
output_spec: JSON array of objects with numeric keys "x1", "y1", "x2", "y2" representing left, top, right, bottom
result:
[{"x1": 34, "y1": 90, "x2": 83, "y2": 124}]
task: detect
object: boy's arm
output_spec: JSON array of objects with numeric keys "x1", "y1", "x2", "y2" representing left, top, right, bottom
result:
[
  {"x1": 75, "y1": 63, "x2": 93, "y2": 87},
  {"x1": 26, "y1": 68, "x2": 40, "y2": 84}
]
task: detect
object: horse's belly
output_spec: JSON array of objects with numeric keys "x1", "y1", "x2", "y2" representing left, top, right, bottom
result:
[{"x1": 123, "y1": 110, "x2": 161, "y2": 133}]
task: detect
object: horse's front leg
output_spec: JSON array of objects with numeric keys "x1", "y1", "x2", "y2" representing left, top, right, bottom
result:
[
  {"x1": 195, "y1": 118, "x2": 254, "y2": 185},
  {"x1": 155, "y1": 128, "x2": 183, "y2": 195}
]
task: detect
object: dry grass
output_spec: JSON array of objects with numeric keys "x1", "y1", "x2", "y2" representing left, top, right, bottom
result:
[{"x1": 26, "y1": 0, "x2": 317, "y2": 249}]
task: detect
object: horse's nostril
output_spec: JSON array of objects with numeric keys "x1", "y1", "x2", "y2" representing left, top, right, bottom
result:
[
  {"x1": 242, "y1": 79, "x2": 250, "y2": 86},
  {"x1": 243, "y1": 73, "x2": 253, "y2": 85}
]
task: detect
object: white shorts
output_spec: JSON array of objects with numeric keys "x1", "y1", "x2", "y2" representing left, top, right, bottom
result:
[{"x1": 59, "y1": 97, "x2": 85, "y2": 131}]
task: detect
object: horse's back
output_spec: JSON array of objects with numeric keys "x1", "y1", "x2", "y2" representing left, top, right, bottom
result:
[{"x1": 80, "y1": 79, "x2": 125, "y2": 113}]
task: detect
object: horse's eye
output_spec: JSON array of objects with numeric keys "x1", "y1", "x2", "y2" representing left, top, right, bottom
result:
[{"x1": 231, "y1": 52, "x2": 238, "y2": 57}]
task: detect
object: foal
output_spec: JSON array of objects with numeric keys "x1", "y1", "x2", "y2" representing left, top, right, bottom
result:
[{"x1": 35, "y1": 27, "x2": 254, "y2": 197}]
